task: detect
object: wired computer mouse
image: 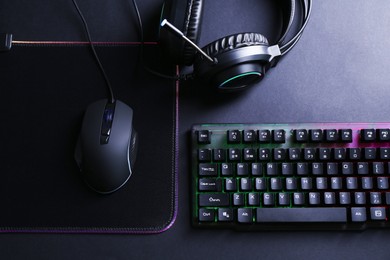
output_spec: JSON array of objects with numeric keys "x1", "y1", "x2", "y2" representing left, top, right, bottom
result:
[{"x1": 75, "y1": 99, "x2": 138, "y2": 194}]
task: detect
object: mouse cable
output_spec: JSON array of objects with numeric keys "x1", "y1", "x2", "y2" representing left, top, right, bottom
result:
[
  {"x1": 72, "y1": 0, "x2": 116, "y2": 104},
  {"x1": 130, "y1": 0, "x2": 192, "y2": 81}
]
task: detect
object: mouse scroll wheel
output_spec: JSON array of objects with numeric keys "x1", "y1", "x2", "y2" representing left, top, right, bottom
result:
[
  {"x1": 101, "y1": 112, "x2": 113, "y2": 136},
  {"x1": 101, "y1": 103, "x2": 115, "y2": 137}
]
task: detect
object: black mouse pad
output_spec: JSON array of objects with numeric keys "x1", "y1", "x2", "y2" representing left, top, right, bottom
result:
[{"x1": 0, "y1": 43, "x2": 178, "y2": 233}]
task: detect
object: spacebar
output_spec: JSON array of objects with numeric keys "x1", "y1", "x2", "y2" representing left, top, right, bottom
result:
[{"x1": 256, "y1": 208, "x2": 347, "y2": 222}]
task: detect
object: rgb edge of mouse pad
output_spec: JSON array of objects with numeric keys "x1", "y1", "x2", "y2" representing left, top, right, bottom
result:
[{"x1": 0, "y1": 43, "x2": 177, "y2": 233}]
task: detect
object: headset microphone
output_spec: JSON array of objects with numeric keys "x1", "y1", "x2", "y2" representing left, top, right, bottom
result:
[{"x1": 161, "y1": 19, "x2": 217, "y2": 65}]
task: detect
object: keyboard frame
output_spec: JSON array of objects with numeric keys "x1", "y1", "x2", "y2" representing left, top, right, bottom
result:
[{"x1": 191, "y1": 123, "x2": 390, "y2": 231}]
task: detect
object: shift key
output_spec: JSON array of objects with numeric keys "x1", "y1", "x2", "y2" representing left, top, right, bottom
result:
[{"x1": 199, "y1": 193, "x2": 230, "y2": 207}]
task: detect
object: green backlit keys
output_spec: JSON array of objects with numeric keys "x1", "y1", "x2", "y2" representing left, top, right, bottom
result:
[{"x1": 192, "y1": 123, "x2": 390, "y2": 230}]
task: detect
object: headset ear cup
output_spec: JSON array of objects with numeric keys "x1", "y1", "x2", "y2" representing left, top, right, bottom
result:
[
  {"x1": 159, "y1": 0, "x2": 204, "y2": 65},
  {"x1": 194, "y1": 32, "x2": 271, "y2": 91}
]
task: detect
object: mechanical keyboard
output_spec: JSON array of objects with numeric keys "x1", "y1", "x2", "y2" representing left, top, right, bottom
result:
[{"x1": 191, "y1": 123, "x2": 390, "y2": 230}]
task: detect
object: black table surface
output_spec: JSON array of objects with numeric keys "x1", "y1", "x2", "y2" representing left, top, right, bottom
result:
[{"x1": 2, "y1": 0, "x2": 390, "y2": 259}]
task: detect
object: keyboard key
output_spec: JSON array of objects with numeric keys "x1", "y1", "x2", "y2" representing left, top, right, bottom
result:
[
  {"x1": 354, "y1": 192, "x2": 366, "y2": 205},
  {"x1": 199, "y1": 208, "x2": 215, "y2": 222},
  {"x1": 266, "y1": 163, "x2": 279, "y2": 176},
  {"x1": 247, "y1": 193, "x2": 260, "y2": 206},
  {"x1": 380, "y1": 148, "x2": 390, "y2": 159},
  {"x1": 289, "y1": 148, "x2": 301, "y2": 160},
  {"x1": 339, "y1": 192, "x2": 351, "y2": 205},
  {"x1": 258, "y1": 129, "x2": 271, "y2": 143},
  {"x1": 349, "y1": 148, "x2": 361, "y2": 160},
  {"x1": 198, "y1": 178, "x2": 222, "y2": 191},
  {"x1": 199, "y1": 194, "x2": 230, "y2": 207},
  {"x1": 378, "y1": 129, "x2": 390, "y2": 141},
  {"x1": 294, "y1": 129, "x2": 308, "y2": 142},
  {"x1": 198, "y1": 149, "x2": 211, "y2": 162},
  {"x1": 319, "y1": 148, "x2": 331, "y2": 160},
  {"x1": 274, "y1": 148, "x2": 286, "y2": 161},
  {"x1": 240, "y1": 178, "x2": 252, "y2": 191},
  {"x1": 309, "y1": 129, "x2": 323, "y2": 142},
  {"x1": 293, "y1": 192, "x2": 305, "y2": 205},
  {"x1": 312, "y1": 163, "x2": 324, "y2": 175},
  {"x1": 199, "y1": 163, "x2": 218, "y2": 176},
  {"x1": 243, "y1": 148, "x2": 256, "y2": 161},
  {"x1": 278, "y1": 193, "x2": 290, "y2": 206},
  {"x1": 218, "y1": 208, "x2": 234, "y2": 222},
  {"x1": 377, "y1": 177, "x2": 389, "y2": 189},
  {"x1": 357, "y1": 162, "x2": 369, "y2": 175},
  {"x1": 197, "y1": 130, "x2": 211, "y2": 144},
  {"x1": 243, "y1": 130, "x2": 256, "y2": 143},
  {"x1": 361, "y1": 129, "x2": 376, "y2": 142},
  {"x1": 213, "y1": 149, "x2": 226, "y2": 162},
  {"x1": 351, "y1": 207, "x2": 367, "y2": 222},
  {"x1": 324, "y1": 192, "x2": 336, "y2": 205},
  {"x1": 263, "y1": 193, "x2": 275, "y2": 206},
  {"x1": 325, "y1": 129, "x2": 339, "y2": 142},
  {"x1": 316, "y1": 177, "x2": 327, "y2": 190},
  {"x1": 251, "y1": 163, "x2": 262, "y2": 176},
  {"x1": 346, "y1": 177, "x2": 358, "y2": 189},
  {"x1": 373, "y1": 162, "x2": 385, "y2": 175},
  {"x1": 334, "y1": 148, "x2": 346, "y2": 160},
  {"x1": 340, "y1": 129, "x2": 353, "y2": 142},
  {"x1": 225, "y1": 178, "x2": 237, "y2": 191},
  {"x1": 259, "y1": 148, "x2": 271, "y2": 161},
  {"x1": 255, "y1": 178, "x2": 267, "y2": 191},
  {"x1": 256, "y1": 208, "x2": 347, "y2": 222},
  {"x1": 272, "y1": 129, "x2": 286, "y2": 143},
  {"x1": 285, "y1": 178, "x2": 298, "y2": 190},
  {"x1": 297, "y1": 163, "x2": 309, "y2": 176},
  {"x1": 221, "y1": 163, "x2": 233, "y2": 176},
  {"x1": 364, "y1": 148, "x2": 377, "y2": 160},
  {"x1": 309, "y1": 192, "x2": 320, "y2": 205},
  {"x1": 342, "y1": 162, "x2": 353, "y2": 175},
  {"x1": 282, "y1": 163, "x2": 294, "y2": 176},
  {"x1": 228, "y1": 130, "x2": 241, "y2": 143},
  {"x1": 237, "y1": 208, "x2": 253, "y2": 223},
  {"x1": 229, "y1": 148, "x2": 241, "y2": 161},
  {"x1": 370, "y1": 207, "x2": 386, "y2": 220},
  {"x1": 362, "y1": 177, "x2": 373, "y2": 189},
  {"x1": 237, "y1": 163, "x2": 249, "y2": 176},
  {"x1": 326, "y1": 163, "x2": 338, "y2": 175},
  {"x1": 270, "y1": 178, "x2": 283, "y2": 190},
  {"x1": 233, "y1": 193, "x2": 245, "y2": 206},
  {"x1": 370, "y1": 192, "x2": 381, "y2": 204},
  {"x1": 331, "y1": 177, "x2": 342, "y2": 190},
  {"x1": 304, "y1": 148, "x2": 316, "y2": 160}
]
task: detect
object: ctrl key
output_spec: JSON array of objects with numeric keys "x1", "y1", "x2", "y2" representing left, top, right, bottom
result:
[{"x1": 199, "y1": 208, "x2": 215, "y2": 222}]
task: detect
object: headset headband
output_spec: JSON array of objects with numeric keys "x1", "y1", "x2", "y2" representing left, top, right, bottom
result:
[{"x1": 279, "y1": 0, "x2": 312, "y2": 56}]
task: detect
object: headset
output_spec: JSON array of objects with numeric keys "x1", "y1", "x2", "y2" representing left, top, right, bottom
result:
[{"x1": 159, "y1": 0, "x2": 312, "y2": 92}]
